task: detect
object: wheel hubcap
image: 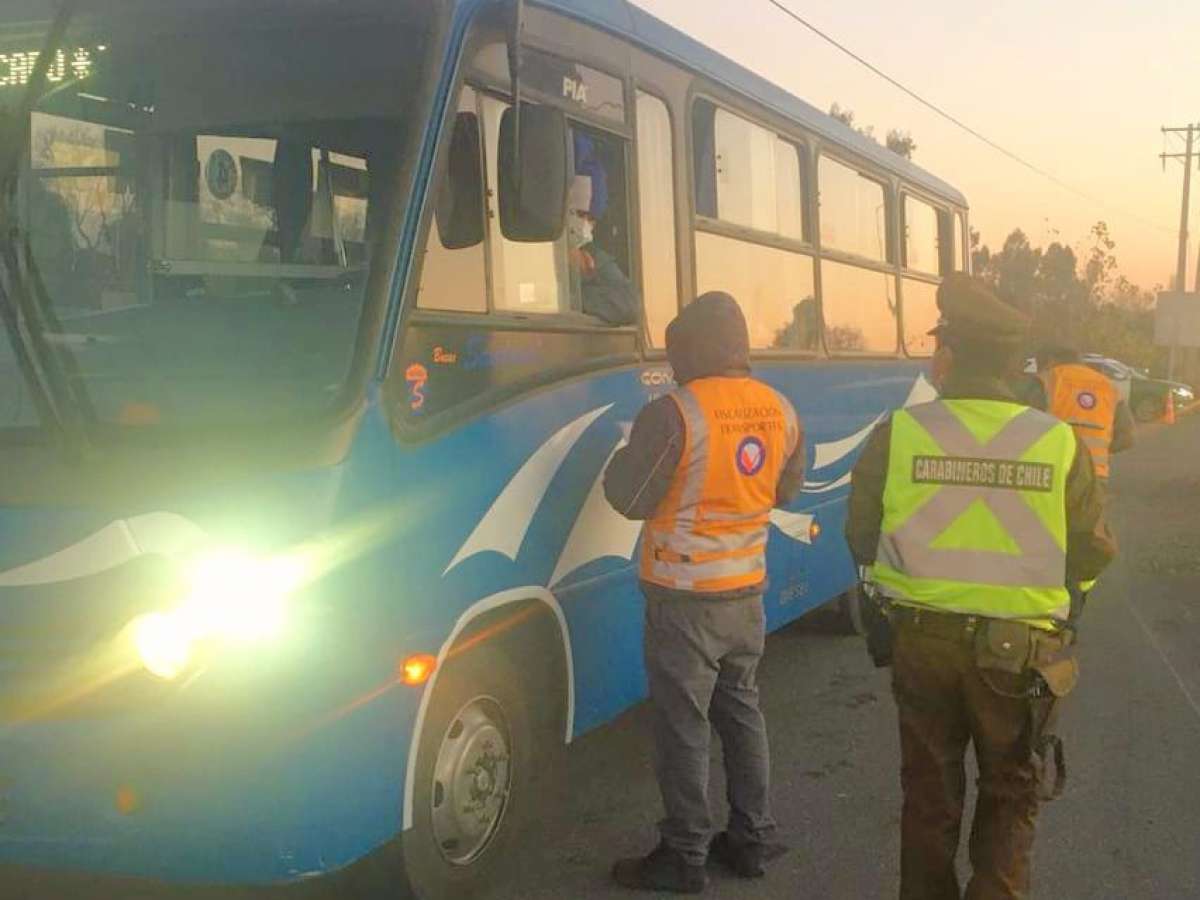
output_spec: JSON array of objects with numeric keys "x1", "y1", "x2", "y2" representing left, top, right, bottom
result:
[{"x1": 430, "y1": 696, "x2": 512, "y2": 865}]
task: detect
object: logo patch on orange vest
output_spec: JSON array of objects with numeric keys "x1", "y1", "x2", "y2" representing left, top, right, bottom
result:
[
  {"x1": 736, "y1": 436, "x2": 767, "y2": 476},
  {"x1": 1077, "y1": 391, "x2": 1097, "y2": 410}
]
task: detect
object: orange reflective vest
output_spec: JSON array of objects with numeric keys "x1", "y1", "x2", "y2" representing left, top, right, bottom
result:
[
  {"x1": 1041, "y1": 363, "x2": 1117, "y2": 478},
  {"x1": 640, "y1": 376, "x2": 800, "y2": 594}
]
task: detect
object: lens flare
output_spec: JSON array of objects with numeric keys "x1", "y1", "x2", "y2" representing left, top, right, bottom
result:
[
  {"x1": 133, "y1": 612, "x2": 192, "y2": 680},
  {"x1": 180, "y1": 550, "x2": 302, "y2": 642},
  {"x1": 128, "y1": 548, "x2": 309, "y2": 678}
]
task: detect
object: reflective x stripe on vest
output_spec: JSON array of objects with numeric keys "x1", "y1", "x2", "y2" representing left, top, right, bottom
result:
[
  {"x1": 1042, "y1": 364, "x2": 1116, "y2": 479},
  {"x1": 640, "y1": 377, "x2": 799, "y2": 594},
  {"x1": 874, "y1": 400, "x2": 1074, "y2": 623}
]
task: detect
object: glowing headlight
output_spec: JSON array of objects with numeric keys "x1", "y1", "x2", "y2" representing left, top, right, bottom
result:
[
  {"x1": 132, "y1": 549, "x2": 306, "y2": 679},
  {"x1": 133, "y1": 612, "x2": 193, "y2": 680},
  {"x1": 180, "y1": 550, "x2": 303, "y2": 642}
]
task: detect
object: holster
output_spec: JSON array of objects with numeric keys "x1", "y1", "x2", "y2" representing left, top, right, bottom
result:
[
  {"x1": 1028, "y1": 628, "x2": 1079, "y2": 801},
  {"x1": 859, "y1": 584, "x2": 894, "y2": 668},
  {"x1": 975, "y1": 621, "x2": 1079, "y2": 801}
]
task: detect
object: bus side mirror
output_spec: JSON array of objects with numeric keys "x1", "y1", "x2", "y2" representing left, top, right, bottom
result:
[
  {"x1": 434, "y1": 113, "x2": 485, "y2": 250},
  {"x1": 498, "y1": 104, "x2": 568, "y2": 242}
]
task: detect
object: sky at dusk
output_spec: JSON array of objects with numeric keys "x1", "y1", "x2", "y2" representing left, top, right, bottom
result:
[{"x1": 634, "y1": 0, "x2": 1199, "y2": 292}]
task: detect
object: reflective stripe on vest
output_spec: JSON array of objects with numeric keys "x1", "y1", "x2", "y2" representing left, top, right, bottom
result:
[
  {"x1": 873, "y1": 399, "x2": 1074, "y2": 623},
  {"x1": 640, "y1": 376, "x2": 799, "y2": 594},
  {"x1": 1042, "y1": 364, "x2": 1116, "y2": 478}
]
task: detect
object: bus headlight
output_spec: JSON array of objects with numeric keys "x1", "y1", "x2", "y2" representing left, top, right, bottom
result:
[
  {"x1": 132, "y1": 549, "x2": 306, "y2": 679},
  {"x1": 133, "y1": 612, "x2": 193, "y2": 680}
]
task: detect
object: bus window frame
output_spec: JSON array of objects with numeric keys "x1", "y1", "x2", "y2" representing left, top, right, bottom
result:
[
  {"x1": 687, "y1": 92, "x2": 814, "y2": 252},
  {"x1": 899, "y1": 188, "x2": 946, "y2": 277},
  {"x1": 441, "y1": 22, "x2": 641, "y2": 329},
  {"x1": 685, "y1": 87, "x2": 821, "y2": 361},
  {"x1": 814, "y1": 148, "x2": 896, "y2": 269},
  {"x1": 385, "y1": 15, "x2": 647, "y2": 444},
  {"x1": 899, "y1": 269, "x2": 941, "y2": 360},
  {"x1": 810, "y1": 145, "x2": 901, "y2": 358},
  {"x1": 630, "y1": 81, "x2": 683, "y2": 356},
  {"x1": 459, "y1": 81, "x2": 639, "y2": 327},
  {"x1": 956, "y1": 209, "x2": 969, "y2": 273}
]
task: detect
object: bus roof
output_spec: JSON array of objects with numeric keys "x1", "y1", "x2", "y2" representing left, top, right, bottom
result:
[{"x1": 534, "y1": 0, "x2": 968, "y2": 208}]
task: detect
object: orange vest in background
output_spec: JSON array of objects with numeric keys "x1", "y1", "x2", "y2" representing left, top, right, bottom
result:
[
  {"x1": 1041, "y1": 363, "x2": 1117, "y2": 478},
  {"x1": 640, "y1": 377, "x2": 801, "y2": 594}
]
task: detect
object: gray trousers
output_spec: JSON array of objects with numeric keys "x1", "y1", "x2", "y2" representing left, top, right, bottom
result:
[{"x1": 643, "y1": 592, "x2": 776, "y2": 865}]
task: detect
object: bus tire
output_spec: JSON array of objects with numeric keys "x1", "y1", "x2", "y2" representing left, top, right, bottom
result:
[
  {"x1": 404, "y1": 646, "x2": 533, "y2": 900},
  {"x1": 834, "y1": 585, "x2": 869, "y2": 636}
]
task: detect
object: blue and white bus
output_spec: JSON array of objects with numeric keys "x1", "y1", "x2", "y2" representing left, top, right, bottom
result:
[{"x1": 0, "y1": 1, "x2": 968, "y2": 896}]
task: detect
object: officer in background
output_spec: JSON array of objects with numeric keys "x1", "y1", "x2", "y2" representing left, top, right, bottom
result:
[
  {"x1": 604, "y1": 291, "x2": 805, "y2": 893},
  {"x1": 1034, "y1": 344, "x2": 1135, "y2": 483},
  {"x1": 846, "y1": 274, "x2": 1116, "y2": 900}
]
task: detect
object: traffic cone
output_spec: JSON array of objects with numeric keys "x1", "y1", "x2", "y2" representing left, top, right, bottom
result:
[{"x1": 1163, "y1": 391, "x2": 1176, "y2": 425}]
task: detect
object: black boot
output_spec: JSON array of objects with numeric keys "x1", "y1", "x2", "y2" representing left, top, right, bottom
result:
[
  {"x1": 707, "y1": 831, "x2": 787, "y2": 878},
  {"x1": 612, "y1": 841, "x2": 707, "y2": 893}
]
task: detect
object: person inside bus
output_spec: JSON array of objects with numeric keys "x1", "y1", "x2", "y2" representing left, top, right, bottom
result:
[{"x1": 569, "y1": 133, "x2": 637, "y2": 326}]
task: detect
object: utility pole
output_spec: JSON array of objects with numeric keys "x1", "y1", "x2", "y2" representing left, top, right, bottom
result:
[{"x1": 1161, "y1": 124, "x2": 1197, "y2": 380}]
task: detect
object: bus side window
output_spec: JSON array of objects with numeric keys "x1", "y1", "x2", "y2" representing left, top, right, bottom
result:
[
  {"x1": 903, "y1": 194, "x2": 939, "y2": 276},
  {"x1": 636, "y1": 91, "x2": 679, "y2": 346},
  {"x1": 567, "y1": 124, "x2": 638, "y2": 326},
  {"x1": 690, "y1": 98, "x2": 816, "y2": 352},
  {"x1": 477, "y1": 94, "x2": 636, "y2": 325},
  {"x1": 418, "y1": 87, "x2": 488, "y2": 313}
]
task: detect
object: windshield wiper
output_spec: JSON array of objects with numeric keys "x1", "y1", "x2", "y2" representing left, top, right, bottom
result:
[{"x1": 0, "y1": 0, "x2": 85, "y2": 452}]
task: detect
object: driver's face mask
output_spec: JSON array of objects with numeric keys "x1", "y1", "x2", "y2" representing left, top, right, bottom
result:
[{"x1": 567, "y1": 175, "x2": 595, "y2": 250}]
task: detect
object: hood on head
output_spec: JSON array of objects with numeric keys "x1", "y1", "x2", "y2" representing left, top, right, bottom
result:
[{"x1": 666, "y1": 291, "x2": 751, "y2": 384}]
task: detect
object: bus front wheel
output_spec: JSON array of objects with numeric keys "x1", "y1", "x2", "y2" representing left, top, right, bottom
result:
[{"x1": 404, "y1": 647, "x2": 533, "y2": 900}]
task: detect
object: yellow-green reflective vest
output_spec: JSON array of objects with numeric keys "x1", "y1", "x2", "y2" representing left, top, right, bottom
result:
[{"x1": 873, "y1": 399, "x2": 1077, "y2": 625}]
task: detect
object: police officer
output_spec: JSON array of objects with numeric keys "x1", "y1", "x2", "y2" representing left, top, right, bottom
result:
[
  {"x1": 1034, "y1": 344, "x2": 1135, "y2": 483},
  {"x1": 846, "y1": 274, "x2": 1116, "y2": 900},
  {"x1": 604, "y1": 291, "x2": 805, "y2": 893}
]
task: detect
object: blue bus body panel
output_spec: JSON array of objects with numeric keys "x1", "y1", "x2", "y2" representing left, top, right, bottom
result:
[{"x1": 0, "y1": 359, "x2": 931, "y2": 883}]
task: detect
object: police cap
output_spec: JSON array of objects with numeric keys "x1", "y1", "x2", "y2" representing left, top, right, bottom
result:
[{"x1": 929, "y1": 273, "x2": 1030, "y2": 347}]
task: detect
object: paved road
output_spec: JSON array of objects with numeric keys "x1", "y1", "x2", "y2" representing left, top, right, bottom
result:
[
  {"x1": 497, "y1": 417, "x2": 1200, "y2": 899},
  {"x1": 10, "y1": 420, "x2": 1200, "y2": 900}
]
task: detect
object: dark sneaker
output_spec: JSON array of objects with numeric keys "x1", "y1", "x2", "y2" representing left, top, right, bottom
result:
[
  {"x1": 707, "y1": 831, "x2": 787, "y2": 878},
  {"x1": 612, "y1": 842, "x2": 707, "y2": 894}
]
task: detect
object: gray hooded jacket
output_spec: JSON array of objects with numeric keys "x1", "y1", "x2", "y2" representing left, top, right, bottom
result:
[{"x1": 603, "y1": 292, "x2": 807, "y2": 599}]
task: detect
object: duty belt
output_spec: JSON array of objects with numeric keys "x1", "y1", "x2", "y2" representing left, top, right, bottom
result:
[{"x1": 892, "y1": 605, "x2": 985, "y2": 642}]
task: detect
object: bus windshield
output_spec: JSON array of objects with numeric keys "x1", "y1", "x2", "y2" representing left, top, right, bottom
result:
[{"x1": 0, "y1": 0, "x2": 435, "y2": 433}]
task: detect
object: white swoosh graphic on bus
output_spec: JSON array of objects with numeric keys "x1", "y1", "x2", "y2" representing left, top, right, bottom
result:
[
  {"x1": 769, "y1": 509, "x2": 817, "y2": 543},
  {"x1": 811, "y1": 414, "x2": 886, "y2": 471},
  {"x1": 444, "y1": 404, "x2": 613, "y2": 577},
  {"x1": 803, "y1": 373, "x2": 938, "y2": 492},
  {"x1": 904, "y1": 373, "x2": 940, "y2": 407},
  {"x1": 0, "y1": 512, "x2": 208, "y2": 587}
]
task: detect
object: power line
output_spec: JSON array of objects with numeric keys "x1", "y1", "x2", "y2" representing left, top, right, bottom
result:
[{"x1": 762, "y1": 0, "x2": 1176, "y2": 235}]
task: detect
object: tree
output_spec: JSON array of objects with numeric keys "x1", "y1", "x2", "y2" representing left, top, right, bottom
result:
[
  {"x1": 972, "y1": 221, "x2": 1165, "y2": 374},
  {"x1": 828, "y1": 103, "x2": 917, "y2": 160},
  {"x1": 885, "y1": 129, "x2": 917, "y2": 160},
  {"x1": 1083, "y1": 221, "x2": 1118, "y2": 299},
  {"x1": 828, "y1": 102, "x2": 874, "y2": 140}
]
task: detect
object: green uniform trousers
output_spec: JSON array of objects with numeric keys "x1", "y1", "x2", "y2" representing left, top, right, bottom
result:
[{"x1": 891, "y1": 615, "x2": 1042, "y2": 900}]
